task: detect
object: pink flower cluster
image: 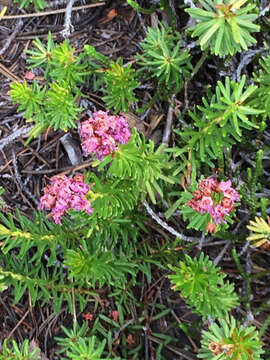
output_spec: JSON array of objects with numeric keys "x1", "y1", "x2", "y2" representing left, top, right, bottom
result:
[
  {"x1": 38, "y1": 174, "x2": 93, "y2": 223},
  {"x1": 188, "y1": 178, "x2": 240, "y2": 231},
  {"x1": 79, "y1": 111, "x2": 131, "y2": 160}
]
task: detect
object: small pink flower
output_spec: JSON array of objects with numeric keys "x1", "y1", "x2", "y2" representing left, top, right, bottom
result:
[
  {"x1": 193, "y1": 190, "x2": 203, "y2": 201},
  {"x1": 199, "y1": 196, "x2": 214, "y2": 214},
  {"x1": 38, "y1": 174, "x2": 93, "y2": 223},
  {"x1": 24, "y1": 71, "x2": 35, "y2": 80},
  {"x1": 40, "y1": 192, "x2": 56, "y2": 208},
  {"x1": 223, "y1": 188, "x2": 240, "y2": 202},
  {"x1": 210, "y1": 204, "x2": 230, "y2": 224},
  {"x1": 199, "y1": 177, "x2": 218, "y2": 196},
  {"x1": 82, "y1": 136, "x2": 101, "y2": 155},
  {"x1": 79, "y1": 111, "x2": 130, "y2": 160},
  {"x1": 188, "y1": 199, "x2": 201, "y2": 212},
  {"x1": 221, "y1": 197, "x2": 234, "y2": 211},
  {"x1": 217, "y1": 180, "x2": 232, "y2": 193},
  {"x1": 110, "y1": 310, "x2": 119, "y2": 322}
]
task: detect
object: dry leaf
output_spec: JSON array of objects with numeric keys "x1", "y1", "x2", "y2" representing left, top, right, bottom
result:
[
  {"x1": 120, "y1": 111, "x2": 146, "y2": 135},
  {"x1": 146, "y1": 113, "x2": 164, "y2": 138},
  {"x1": 126, "y1": 334, "x2": 135, "y2": 345},
  {"x1": 99, "y1": 9, "x2": 118, "y2": 24}
]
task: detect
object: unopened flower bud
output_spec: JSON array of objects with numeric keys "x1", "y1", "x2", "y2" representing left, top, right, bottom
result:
[
  {"x1": 73, "y1": 174, "x2": 84, "y2": 182},
  {"x1": 206, "y1": 222, "x2": 217, "y2": 233},
  {"x1": 193, "y1": 190, "x2": 202, "y2": 200}
]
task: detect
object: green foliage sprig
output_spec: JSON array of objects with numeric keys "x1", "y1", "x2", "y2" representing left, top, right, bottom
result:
[
  {"x1": 0, "y1": 211, "x2": 136, "y2": 313},
  {"x1": 95, "y1": 129, "x2": 176, "y2": 204},
  {"x1": 71, "y1": 210, "x2": 145, "y2": 255},
  {"x1": 10, "y1": 34, "x2": 140, "y2": 139},
  {"x1": 249, "y1": 53, "x2": 270, "y2": 122},
  {"x1": 171, "y1": 75, "x2": 263, "y2": 175},
  {"x1": 0, "y1": 186, "x2": 4, "y2": 207},
  {"x1": 24, "y1": 32, "x2": 55, "y2": 72},
  {"x1": 9, "y1": 81, "x2": 46, "y2": 119},
  {"x1": 168, "y1": 253, "x2": 239, "y2": 319},
  {"x1": 247, "y1": 216, "x2": 270, "y2": 248},
  {"x1": 137, "y1": 22, "x2": 192, "y2": 97},
  {"x1": 0, "y1": 255, "x2": 91, "y2": 314},
  {"x1": 55, "y1": 322, "x2": 89, "y2": 356},
  {"x1": 238, "y1": 149, "x2": 267, "y2": 219},
  {"x1": 64, "y1": 240, "x2": 137, "y2": 288},
  {"x1": 45, "y1": 81, "x2": 82, "y2": 130},
  {"x1": 198, "y1": 317, "x2": 264, "y2": 360},
  {"x1": 83, "y1": 45, "x2": 140, "y2": 113},
  {"x1": 85, "y1": 173, "x2": 139, "y2": 219},
  {"x1": 185, "y1": 0, "x2": 260, "y2": 56},
  {"x1": 102, "y1": 58, "x2": 140, "y2": 113},
  {"x1": 49, "y1": 40, "x2": 88, "y2": 87},
  {"x1": 13, "y1": 0, "x2": 47, "y2": 11},
  {"x1": 0, "y1": 339, "x2": 40, "y2": 360},
  {"x1": 10, "y1": 33, "x2": 88, "y2": 140},
  {"x1": 10, "y1": 80, "x2": 82, "y2": 139},
  {"x1": 126, "y1": 0, "x2": 157, "y2": 14},
  {"x1": 0, "y1": 325, "x2": 119, "y2": 360},
  {"x1": 0, "y1": 211, "x2": 73, "y2": 265},
  {"x1": 55, "y1": 323, "x2": 121, "y2": 360},
  {"x1": 25, "y1": 33, "x2": 88, "y2": 88},
  {"x1": 62, "y1": 336, "x2": 119, "y2": 360},
  {"x1": 127, "y1": 0, "x2": 178, "y2": 27}
]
